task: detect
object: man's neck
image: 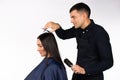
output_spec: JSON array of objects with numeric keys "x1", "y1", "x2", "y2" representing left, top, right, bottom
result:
[{"x1": 81, "y1": 19, "x2": 91, "y2": 29}]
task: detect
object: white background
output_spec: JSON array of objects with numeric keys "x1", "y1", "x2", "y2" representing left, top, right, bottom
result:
[{"x1": 0, "y1": 0, "x2": 120, "y2": 80}]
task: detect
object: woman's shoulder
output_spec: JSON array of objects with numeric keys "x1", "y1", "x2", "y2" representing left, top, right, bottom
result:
[
  {"x1": 44, "y1": 58, "x2": 66, "y2": 74},
  {"x1": 45, "y1": 58, "x2": 64, "y2": 71},
  {"x1": 48, "y1": 58, "x2": 64, "y2": 69},
  {"x1": 43, "y1": 58, "x2": 68, "y2": 80}
]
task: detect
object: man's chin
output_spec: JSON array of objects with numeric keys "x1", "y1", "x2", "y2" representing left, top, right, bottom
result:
[{"x1": 74, "y1": 26, "x2": 80, "y2": 29}]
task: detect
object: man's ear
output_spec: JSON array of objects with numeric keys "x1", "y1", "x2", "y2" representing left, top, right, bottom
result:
[{"x1": 82, "y1": 11, "x2": 88, "y2": 19}]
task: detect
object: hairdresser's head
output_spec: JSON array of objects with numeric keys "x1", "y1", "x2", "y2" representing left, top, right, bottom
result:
[
  {"x1": 37, "y1": 32, "x2": 63, "y2": 64},
  {"x1": 69, "y1": 2, "x2": 91, "y2": 29}
]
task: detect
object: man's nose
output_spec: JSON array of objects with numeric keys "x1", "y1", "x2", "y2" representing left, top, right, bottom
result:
[
  {"x1": 37, "y1": 47, "x2": 40, "y2": 51},
  {"x1": 70, "y1": 18, "x2": 74, "y2": 23}
]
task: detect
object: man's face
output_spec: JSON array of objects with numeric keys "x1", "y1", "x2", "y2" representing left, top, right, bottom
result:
[{"x1": 70, "y1": 10, "x2": 85, "y2": 28}]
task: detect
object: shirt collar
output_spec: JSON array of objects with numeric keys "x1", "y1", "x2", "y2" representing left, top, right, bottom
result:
[{"x1": 81, "y1": 19, "x2": 95, "y2": 31}]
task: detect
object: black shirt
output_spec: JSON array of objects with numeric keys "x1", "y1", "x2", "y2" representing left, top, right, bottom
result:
[{"x1": 55, "y1": 20, "x2": 113, "y2": 75}]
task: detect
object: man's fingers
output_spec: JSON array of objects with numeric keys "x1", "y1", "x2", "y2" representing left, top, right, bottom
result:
[
  {"x1": 43, "y1": 21, "x2": 60, "y2": 32},
  {"x1": 44, "y1": 21, "x2": 54, "y2": 29},
  {"x1": 44, "y1": 23, "x2": 51, "y2": 29}
]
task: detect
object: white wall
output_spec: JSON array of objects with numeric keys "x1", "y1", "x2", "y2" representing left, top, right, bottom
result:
[{"x1": 0, "y1": 0, "x2": 120, "y2": 80}]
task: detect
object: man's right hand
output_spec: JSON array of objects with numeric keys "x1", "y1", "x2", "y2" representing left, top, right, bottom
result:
[{"x1": 44, "y1": 21, "x2": 60, "y2": 32}]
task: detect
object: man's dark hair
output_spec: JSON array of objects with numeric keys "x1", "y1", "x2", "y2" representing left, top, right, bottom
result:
[{"x1": 69, "y1": 2, "x2": 91, "y2": 18}]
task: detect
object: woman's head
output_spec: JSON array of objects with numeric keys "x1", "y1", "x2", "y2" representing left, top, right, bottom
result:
[{"x1": 37, "y1": 32, "x2": 63, "y2": 64}]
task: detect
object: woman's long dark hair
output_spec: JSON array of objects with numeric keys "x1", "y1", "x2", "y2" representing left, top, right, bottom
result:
[{"x1": 37, "y1": 32, "x2": 64, "y2": 67}]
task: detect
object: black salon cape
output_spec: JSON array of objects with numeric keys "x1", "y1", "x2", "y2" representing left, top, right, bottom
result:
[{"x1": 24, "y1": 57, "x2": 68, "y2": 80}]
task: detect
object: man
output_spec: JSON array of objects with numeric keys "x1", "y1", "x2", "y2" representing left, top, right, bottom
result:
[{"x1": 44, "y1": 2, "x2": 113, "y2": 80}]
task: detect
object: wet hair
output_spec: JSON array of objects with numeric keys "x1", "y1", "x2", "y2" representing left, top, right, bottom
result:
[
  {"x1": 69, "y1": 2, "x2": 91, "y2": 18},
  {"x1": 37, "y1": 32, "x2": 64, "y2": 67}
]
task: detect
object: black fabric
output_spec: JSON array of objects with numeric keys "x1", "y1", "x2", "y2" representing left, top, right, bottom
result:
[
  {"x1": 56, "y1": 20, "x2": 113, "y2": 80},
  {"x1": 72, "y1": 73, "x2": 103, "y2": 80}
]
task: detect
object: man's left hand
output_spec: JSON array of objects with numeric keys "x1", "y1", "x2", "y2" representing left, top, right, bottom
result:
[{"x1": 71, "y1": 65, "x2": 86, "y2": 74}]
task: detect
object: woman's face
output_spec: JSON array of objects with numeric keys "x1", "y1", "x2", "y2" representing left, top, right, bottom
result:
[{"x1": 37, "y1": 39, "x2": 47, "y2": 57}]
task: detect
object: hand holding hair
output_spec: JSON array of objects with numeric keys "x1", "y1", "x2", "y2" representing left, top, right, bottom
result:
[{"x1": 44, "y1": 21, "x2": 60, "y2": 32}]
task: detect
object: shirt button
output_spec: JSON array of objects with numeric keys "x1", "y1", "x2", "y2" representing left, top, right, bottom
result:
[{"x1": 82, "y1": 31, "x2": 85, "y2": 34}]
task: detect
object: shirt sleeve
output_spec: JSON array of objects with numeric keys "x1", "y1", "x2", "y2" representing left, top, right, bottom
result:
[
  {"x1": 55, "y1": 27, "x2": 76, "y2": 39},
  {"x1": 84, "y1": 28, "x2": 114, "y2": 75}
]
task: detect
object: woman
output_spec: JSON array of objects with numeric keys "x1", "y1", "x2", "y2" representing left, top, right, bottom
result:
[{"x1": 25, "y1": 32, "x2": 68, "y2": 80}]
